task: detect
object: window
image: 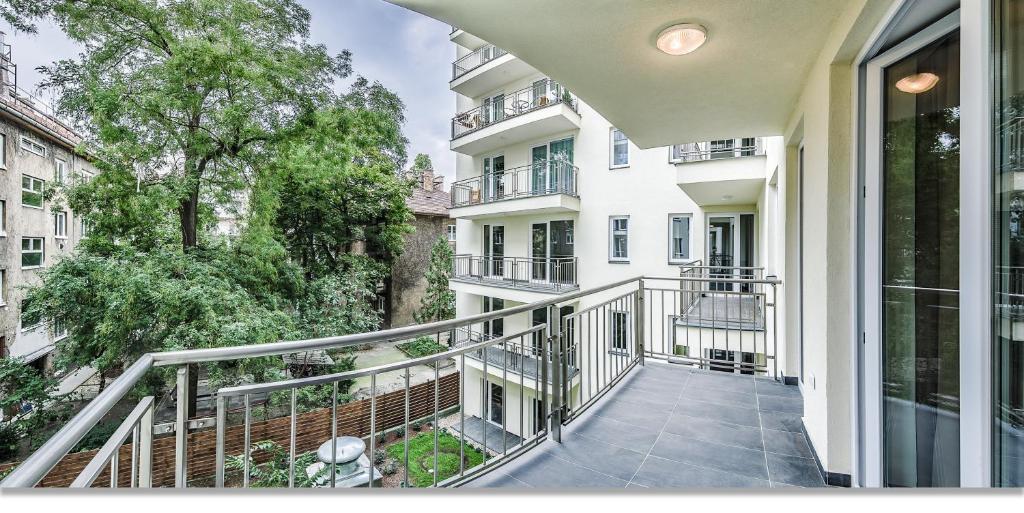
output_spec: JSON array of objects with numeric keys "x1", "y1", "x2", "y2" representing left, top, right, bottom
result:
[
  {"x1": 668, "y1": 214, "x2": 691, "y2": 263},
  {"x1": 447, "y1": 224, "x2": 456, "y2": 242},
  {"x1": 0, "y1": 200, "x2": 6, "y2": 236},
  {"x1": 53, "y1": 319, "x2": 67, "y2": 341},
  {"x1": 0, "y1": 269, "x2": 6, "y2": 306},
  {"x1": 80, "y1": 170, "x2": 94, "y2": 183},
  {"x1": 21, "y1": 237, "x2": 44, "y2": 268},
  {"x1": 610, "y1": 128, "x2": 629, "y2": 168},
  {"x1": 55, "y1": 159, "x2": 67, "y2": 184},
  {"x1": 82, "y1": 217, "x2": 93, "y2": 237},
  {"x1": 0, "y1": 133, "x2": 6, "y2": 167},
  {"x1": 609, "y1": 310, "x2": 630, "y2": 353},
  {"x1": 609, "y1": 216, "x2": 629, "y2": 262},
  {"x1": 21, "y1": 175, "x2": 44, "y2": 208},
  {"x1": 54, "y1": 211, "x2": 67, "y2": 239},
  {"x1": 19, "y1": 136, "x2": 45, "y2": 157}
]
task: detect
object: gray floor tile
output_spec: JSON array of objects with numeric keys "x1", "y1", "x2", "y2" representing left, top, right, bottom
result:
[
  {"x1": 674, "y1": 398, "x2": 762, "y2": 428},
  {"x1": 462, "y1": 469, "x2": 532, "y2": 488},
  {"x1": 549, "y1": 434, "x2": 647, "y2": 481},
  {"x1": 687, "y1": 373, "x2": 757, "y2": 393},
  {"x1": 631, "y1": 454, "x2": 770, "y2": 489},
  {"x1": 757, "y1": 394, "x2": 803, "y2": 414},
  {"x1": 755, "y1": 381, "x2": 802, "y2": 399},
  {"x1": 662, "y1": 414, "x2": 764, "y2": 451},
  {"x1": 684, "y1": 383, "x2": 758, "y2": 407},
  {"x1": 613, "y1": 387, "x2": 680, "y2": 406},
  {"x1": 592, "y1": 397, "x2": 673, "y2": 428},
  {"x1": 762, "y1": 429, "x2": 814, "y2": 459},
  {"x1": 650, "y1": 431, "x2": 769, "y2": 481},
  {"x1": 760, "y1": 410, "x2": 803, "y2": 433},
  {"x1": 506, "y1": 450, "x2": 629, "y2": 488},
  {"x1": 766, "y1": 452, "x2": 825, "y2": 487},
  {"x1": 569, "y1": 414, "x2": 662, "y2": 453}
]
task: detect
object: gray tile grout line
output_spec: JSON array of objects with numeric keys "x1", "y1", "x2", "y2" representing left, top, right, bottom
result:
[
  {"x1": 625, "y1": 370, "x2": 689, "y2": 487},
  {"x1": 753, "y1": 377, "x2": 774, "y2": 487}
]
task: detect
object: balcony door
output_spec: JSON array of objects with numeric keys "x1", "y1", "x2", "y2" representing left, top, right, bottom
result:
[
  {"x1": 550, "y1": 220, "x2": 575, "y2": 285},
  {"x1": 531, "y1": 223, "x2": 547, "y2": 281},
  {"x1": 483, "y1": 224, "x2": 504, "y2": 278},
  {"x1": 549, "y1": 138, "x2": 574, "y2": 194},
  {"x1": 864, "y1": 12, "x2": 960, "y2": 487},
  {"x1": 706, "y1": 213, "x2": 754, "y2": 291},
  {"x1": 483, "y1": 155, "x2": 505, "y2": 202}
]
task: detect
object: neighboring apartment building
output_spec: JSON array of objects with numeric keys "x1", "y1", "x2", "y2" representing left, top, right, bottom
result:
[
  {"x1": 444, "y1": 28, "x2": 786, "y2": 446},
  {"x1": 0, "y1": 35, "x2": 95, "y2": 388},
  {"x1": 385, "y1": 168, "x2": 454, "y2": 327}
]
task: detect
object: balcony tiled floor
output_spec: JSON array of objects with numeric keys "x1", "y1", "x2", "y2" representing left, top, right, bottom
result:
[{"x1": 463, "y1": 361, "x2": 824, "y2": 489}]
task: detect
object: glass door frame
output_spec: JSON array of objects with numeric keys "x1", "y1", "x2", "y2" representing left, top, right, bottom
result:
[
  {"x1": 860, "y1": 7, "x2": 992, "y2": 487},
  {"x1": 705, "y1": 211, "x2": 756, "y2": 291}
]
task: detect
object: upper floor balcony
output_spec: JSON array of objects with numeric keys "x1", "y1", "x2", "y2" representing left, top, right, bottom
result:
[
  {"x1": 449, "y1": 158, "x2": 580, "y2": 219},
  {"x1": 672, "y1": 137, "x2": 769, "y2": 206},
  {"x1": 450, "y1": 45, "x2": 536, "y2": 98},
  {"x1": 449, "y1": 26, "x2": 487, "y2": 50},
  {"x1": 451, "y1": 255, "x2": 578, "y2": 296},
  {"x1": 450, "y1": 79, "x2": 581, "y2": 156}
]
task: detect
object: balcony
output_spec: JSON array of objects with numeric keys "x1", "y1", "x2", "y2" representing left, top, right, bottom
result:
[
  {"x1": 450, "y1": 79, "x2": 581, "y2": 156},
  {"x1": 0, "y1": 274, "x2": 806, "y2": 490},
  {"x1": 451, "y1": 45, "x2": 536, "y2": 98},
  {"x1": 673, "y1": 137, "x2": 769, "y2": 207},
  {"x1": 449, "y1": 26, "x2": 487, "y2": 50},
  {"x1": 451, "y1": 255, "x2": 578, "y2": 300},
  {"x1": 451, "y1": 328, "x2": 577, "y2": 385},
  {"x1": 449, "y1": 158, "x2": 580, "y2": 219}
]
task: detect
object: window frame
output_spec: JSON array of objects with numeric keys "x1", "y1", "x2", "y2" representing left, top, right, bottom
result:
[
  {"x1": 0, "y1": 133, "x2": 7, "y2": 168},
  {"x1": 21, "y1": 175, "x2": 45, "y2": 209},
  {"x1": 668, "y1": 213, "x2": 693, "y2": 264},
  {"x1": 54, "y1": 211, "x2": 68, "y2": 239},
  {"x1": 608, "y1": 215, "x2": 630, "y2": 262},
  {"x1": 608, "y1": 310, "x2": 631, "y2": 354},
  {"x1": 19, "y1": 135, "x2": 46, "y2": 157},
  {"x1": 55, "y1": 158, "x2": 67, "y2": 184},
  {"x1": 0, "y1": 269, "x2": 6, "y2": 307},
  {"x1": 21, "y1": 237, "x2": 44, "y2": 269},
  {"x1": 609, "y1": 128, "x2": 630, "y2": 169},
  {"x1": 447, "y1": 224, "x2": 456, "y2": 242},
  {"x1": 0, "y1": 200, "x2": 6, "y2": 236}
]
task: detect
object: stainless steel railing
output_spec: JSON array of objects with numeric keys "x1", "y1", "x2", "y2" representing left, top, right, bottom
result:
[
  {"x1": 452, "y1": 44, "x2": 508, "y2": 80},
  {"x1": 452, "y1": 255, "x2": 578, "y2": 292},
  {"x1": 669, "y1": 137, "x2": 765, "y2": 163},
  {"x1": 450, "y1": 158, "x2": 578, "y2": 208},
  {"x1": 451, "y1": 79, "x2": 577, "y2": 140},
  {"x1": 0, "y1": 276, "x2": 642, "y2": 489}
]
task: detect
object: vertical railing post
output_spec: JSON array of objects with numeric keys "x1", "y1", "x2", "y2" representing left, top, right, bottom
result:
[
  {"x1": 215, "y1": 395, "x2": 226, "y2": 488},
  {"x1": 636, "y1": 278, "x2": 645, "y2": 366},
  {"x1": 174, "y1": 366, "x2": 188, "y2": 488},
  {"x1": 139, "y1": 399, "x2": 154, "y2": 488},
  {"x1": 547, "y1": 304, "x2": 562, "y2": 443}
]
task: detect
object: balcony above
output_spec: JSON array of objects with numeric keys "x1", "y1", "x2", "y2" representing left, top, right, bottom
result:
[
  {"x1": 674, "y1": 138, "x2": 768, "y2": 206},
  {"x1": 451, "y1": 255, "x2": 578, "y2": 301},
  {"x1": 452, "y1": 328, "x2": 577, "y2": 386},
  {"x1": 451, "y1": 45, "x2": 537, "y2": 98},
  {"x1": 451, "y1": 79, "x2": 580, "y2": 156},
  {"x1": 449, "y1": 26, "x2": 487, "y2": 50},
  {"x1": 450, "y1": 159, "x2": 580, "y2": 219}
]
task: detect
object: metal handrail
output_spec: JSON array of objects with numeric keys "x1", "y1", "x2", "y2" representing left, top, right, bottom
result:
[
  {"x1": 452, "y1": 255, "x2": 578, "y2": 291},
  {"x1": 0, "y1": 275, "x2": 640, "y2": 488},
  {"x1": 451, "y1": 78, "x2": 577, "y2": 140},
  {"x1": 452, "y1": 44, "x2": 508, "y2": 80},
  {"x1": 69, "y1": 396, "x2": 154, "y2": 488},
  {"x1": 450, "y1": 157, "x2": 578, "y2": 207},
  {"x1": 670, "y1": 137, "x2": 765, "y2": 163}
]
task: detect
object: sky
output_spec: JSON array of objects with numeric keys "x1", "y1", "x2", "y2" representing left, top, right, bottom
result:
[{"x1": 1, "y1": 0, "x2": 456, "y2": 181}]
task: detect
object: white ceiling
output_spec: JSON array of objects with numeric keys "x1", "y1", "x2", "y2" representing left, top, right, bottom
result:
[{"x1": 390, "y1": 0, "x2": 849, "y2": 148}]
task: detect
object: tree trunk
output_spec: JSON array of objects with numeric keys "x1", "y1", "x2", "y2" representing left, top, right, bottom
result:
[
  {"x1": 179, "y1": 192, "x2": 199, "y2": 250},
  {"x1": 187, "y1": 363, "x2": 199, "y2": 418}
]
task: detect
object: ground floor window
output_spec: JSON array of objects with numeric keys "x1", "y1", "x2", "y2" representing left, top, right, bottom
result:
[
  {"x1": 487, "y1": 381, "x2": 503, "y2": 425},
  {"x1": 609, "y1": 310, "x2": 630, "y2": 353}
]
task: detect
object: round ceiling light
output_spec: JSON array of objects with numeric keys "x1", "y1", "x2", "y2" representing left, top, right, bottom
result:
[
  {"x1": 656, "y1": 24, "x2": 708, "y2": 56},
  {"x1": 895, "y1": 72, "x2": 940, "y2": 94}
]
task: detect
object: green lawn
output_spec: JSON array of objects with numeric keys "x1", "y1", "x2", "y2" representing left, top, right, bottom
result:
[{"x1": 386, "y1": 431, "x2": 484, "y2": 487}]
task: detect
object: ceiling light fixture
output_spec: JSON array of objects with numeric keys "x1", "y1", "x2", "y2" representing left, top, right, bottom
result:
[
  {"x1": 895, "y1": 72, "x2": 940, "y2": 94},
  {"x1": 656, "y1": 24, "x2": 708, "y2": 56}
]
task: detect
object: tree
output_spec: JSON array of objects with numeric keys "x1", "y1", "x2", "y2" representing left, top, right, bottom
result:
[
  {"x1": 41, "y1": 0, "x2": 352, "y2": 250},
  {"x1": 411, "y1": 153, "x2": 434, "y2": 172},
  {"x1": 0, "y1": 358, "x2": 67, "y2": 460},
  {"x1": 0, "y1": 0, "x2": 57, "y2": 33},
  {"x1": 415, "y1": 236, "x2": 455, "y2": 324}
]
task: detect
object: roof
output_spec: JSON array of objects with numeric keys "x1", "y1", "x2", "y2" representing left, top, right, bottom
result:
[
  {"x1": 0, "y1": 88, "x2": 83, "y2": 151},
  {"x1": 407, "y1": 185, "x2": 450, "y2": 217}
]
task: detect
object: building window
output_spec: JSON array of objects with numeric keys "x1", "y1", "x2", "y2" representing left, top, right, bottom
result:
[
  {"x1": 610, "y1": 128, "x2": 629, "y2": 168},
  {"x1": 609, "y1": 216, "x2": 629, "y2": 262},
  {"x1": 54, "y1": 211, "x2": 67, "y2": 239},
  {"x1": 447, "y1": 224, "x2": 456, "y2": 241},
  {"x1": 82, "y1": 217, "x2": 93, "y2": 237},
  {"x1": 55, "y1": 159, "x2": 67, "y2": 184},
  {"x1": 19, "y1": 136, "x2": 45, "y2": 157},
  {"x1": 80, "y1": 170, "x2": 94, "y2": 183},
  {"x1": 669, "y1": 214, "x2": 691, "y2": 263},
  {"x1": 53, "y1": 319, "x2": 67, "y2": 341},
  {"x1": 21, "y1": 175, "x2": 44, "y2": 208},
  {"x1": 0, "y1": 133, "x2": 6, "y2": 167},
  {"x1": 21, "y1": 237, "x2": 44, "y2": 268},
  {"x1": 0, "y1": 200, "x2": 6, "y2": 236},
  {"x1": 0, "y1": 269, "x2": 6, "y2": 306},
  {"x1": 609, "y1": 310, "x2": 630, "y2": 353}
]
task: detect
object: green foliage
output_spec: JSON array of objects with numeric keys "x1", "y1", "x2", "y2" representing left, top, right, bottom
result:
[
  {"x1": 386, "y1": 432, "x2": 484, "y2": 487},
  {"x1": 0, "y1": 0, "x2": 57, "y2": 33},
  {"x1": 411, "y1": 153, "x2": 433, "y2": 172},
  {"x1": 225, "y1": 440, "x2": 325, "y2": 488},
  {"x1": 0, "y1": 358, "x2": 70, "y2": 459},
  {"x1": 414, "y1": 236, "x2": 455, "y2": 323},
  {"x1": 396, "y1": 336, "x2": 447, "y2": 359},
  {"x1": 294, "y1": 257, "x2": 384, "y2": 339},
  {"x1": 381, "y1": 458, "x2": 399, "y2": 476},
  {"x1": 0, "y1": 422, "x2": 19, "y2": 461},
  {"x1": 269, "y1": 353, "x2": 357, "y2": 413},
  {"x1": 72, "y1": 419, "x2": 121, "y2": 453},
  {"x1": 373, "y1": 448, "x2": 386, "y2": 465}
]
